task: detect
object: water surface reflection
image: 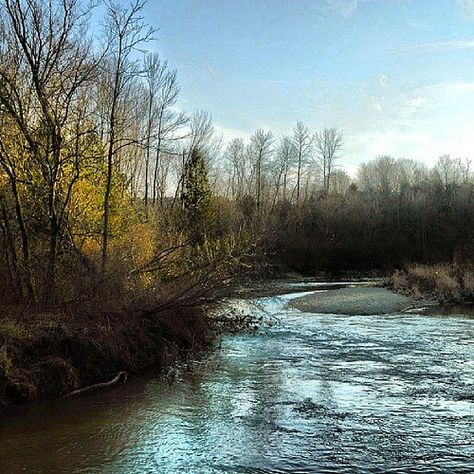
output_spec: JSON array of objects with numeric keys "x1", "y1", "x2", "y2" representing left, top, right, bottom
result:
[{"x1": 2, "y1": 290, "x2": 474, "y2": 473}]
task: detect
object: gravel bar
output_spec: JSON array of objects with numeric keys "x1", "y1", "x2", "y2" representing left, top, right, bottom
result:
[{"x1": 289, "y1": 286, "x2": 425, "y2": 315}]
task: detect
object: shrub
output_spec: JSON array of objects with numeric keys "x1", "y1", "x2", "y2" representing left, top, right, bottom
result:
[
  {"x1": 462, "y1": 271, "x2": 474, "y2": 301},
  {"x1": 435, "y1": 272, "x2": 461, "y2": 303},
  {"x1": 389, "y1": 263, "x2": 474, "y2": 304}
]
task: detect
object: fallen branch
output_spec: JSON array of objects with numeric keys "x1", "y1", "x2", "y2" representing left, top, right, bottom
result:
[{"x1": 64, "y1": 371, "x2": 128, "y2": 398}]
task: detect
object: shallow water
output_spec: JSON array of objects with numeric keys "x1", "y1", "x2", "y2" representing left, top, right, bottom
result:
[{"x1": 2, "y1": 287, "x2": 474, "y2": 473}]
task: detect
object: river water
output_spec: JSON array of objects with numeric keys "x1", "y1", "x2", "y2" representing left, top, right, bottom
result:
[{"x1": 2, "y1": 285, "x2": 474, "y2": 473}]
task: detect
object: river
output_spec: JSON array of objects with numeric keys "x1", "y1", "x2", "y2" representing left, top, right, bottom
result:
[{"x1": 2, "y1": 283, "x2": 474, "y2": 473}]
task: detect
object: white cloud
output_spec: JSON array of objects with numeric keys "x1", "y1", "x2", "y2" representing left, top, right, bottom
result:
[
  {"x1": 355, "y1": 130, "x2": 431, "y2": 157},
  {"x1": 371, "y1": 98, "x2": 383, "y2": 112},
  {"x1": 212, "y1": 79, "x2": 474, "y2": 177},
  {"x1": 377, "y1": 74, "x2": 389, "y2": 86},
  {"x1": 406, "y1": 96, "x2": 426, "y2": 109},
  {"x1": 413, "y1": 81, "x2": 474, "y2": 101},
  {"x1": 341, "y1": 80, "x2": 474, "y2": 171},
  {"x1": 214, "y1": 124, "x2": 250, "y2": 142},
  {"x1": 347, "y1": 125, "x2": 474, "y2": 170}
]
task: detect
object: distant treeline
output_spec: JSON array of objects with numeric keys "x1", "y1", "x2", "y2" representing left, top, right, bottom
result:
[
  {"x1": 266, "y1": 155, "x2": 474, "y2": 273},
  {"x1": 212, "y1": 148, "x2": 474, "y2": 273}
]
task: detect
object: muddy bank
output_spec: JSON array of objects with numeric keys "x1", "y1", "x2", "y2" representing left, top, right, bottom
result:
[
  {"x1": 0, "y1": 305, "x2": 218, "y2": 406},
  {"x1": 3, "y1": 283, "x2": 474, "y2": 472},
  {"x1": 0, "y1": 294, "x2": 270, "y2": 407},
  {"x1": 290, "y1": 286, "x2": 428, "y2": 315},
  {"x1": 0, "y1": 280, "x2": 425, "y2": 406}
]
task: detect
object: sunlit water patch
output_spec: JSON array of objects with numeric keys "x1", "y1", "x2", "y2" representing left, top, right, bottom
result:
[{"x1": 2, "y1": 285, "x2": 474, "y2": 473}]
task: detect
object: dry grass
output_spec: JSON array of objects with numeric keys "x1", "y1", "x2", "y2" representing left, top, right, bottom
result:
[
  {"x1": 462, "y1": 271, "x2": 474, "y2": 300},
  {"x1": 388, "y1": 263, "x2": 474, "y2": 304}
]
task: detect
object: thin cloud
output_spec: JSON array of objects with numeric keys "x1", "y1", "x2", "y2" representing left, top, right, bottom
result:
[
  {"x1": 464, "y1": 0, "x2": 474, "y2": 17},
  {"x1": 398, "y1": 39, "x2": 474, "y2": 53},
  {"x1": 371, "y1": 98, "x2": 383, "y2": 112},
  {"x1": 345, "y1": 81, "x2": 474, "y2": 167},
  {"x1": 416, "y1": 81, "x2": 474, "y2": 97},
  {"x1": 377, "y1": 74, "x2": 389, "y2": 86},
  {"x1": 214, "y1": 124, "x2": 250, "y2": 142},
  {"x1": 326, "y1": 0, "x2": 373, "y2": 17},
  {"x1": 202, "y1": 61, "x2": 220, "y2": 81}
]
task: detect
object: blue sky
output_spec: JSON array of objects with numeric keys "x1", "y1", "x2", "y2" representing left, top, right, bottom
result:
[{"x1": 143, "y1": 0, "x2": 474, "y2": 174}]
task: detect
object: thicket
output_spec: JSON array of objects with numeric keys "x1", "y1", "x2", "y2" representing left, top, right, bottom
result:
[
  {"x1": 268, "y1": 164, "x2": 474, "y2": 273},
  {"x1": 388, "y1": 263, "x2": 474, "y2": 304},
  {"x1": 0, "y1": 0, "x2": 248, "y2": 404}
]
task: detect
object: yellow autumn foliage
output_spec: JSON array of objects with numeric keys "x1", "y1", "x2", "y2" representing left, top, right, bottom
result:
[{"x1": 67, "y1": 146, "x2": 157, "y2": 286}]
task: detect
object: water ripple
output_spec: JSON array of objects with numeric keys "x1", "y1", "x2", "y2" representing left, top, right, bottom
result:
[{"x1": 2, "y1": 288, "x2": 474, "y2": 472}]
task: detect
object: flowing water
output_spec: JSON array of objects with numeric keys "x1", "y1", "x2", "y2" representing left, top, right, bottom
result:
[{"x1": 2, "y1": 285, "x2": 474, "y2": 473}]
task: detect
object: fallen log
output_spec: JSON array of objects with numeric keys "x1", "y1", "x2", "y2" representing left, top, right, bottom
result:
[{"x1": 64, "y1": 371, "x2": 128, "y2": 398}]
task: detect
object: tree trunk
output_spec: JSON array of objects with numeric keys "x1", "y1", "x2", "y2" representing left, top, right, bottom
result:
[
  {"x1": 10, "y1": 178, "x2": 35, "y2": 301},
  {"x1": 152, "y1": 136, "x2": 162, "y2": 207},
  {"x1": 296, "y1": 149, "x2": 302, "y2": 206},
  {"x1": 102, "y1": 129, "x2": 114, "y2": 274},
  {"x1": 0, "y1": 194, "x2": 21, "y2": 298}
]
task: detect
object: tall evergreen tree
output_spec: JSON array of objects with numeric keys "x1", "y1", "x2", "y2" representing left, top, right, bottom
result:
[{"x1": 181, "y1": 148, "x2": 216, "y2": 243}]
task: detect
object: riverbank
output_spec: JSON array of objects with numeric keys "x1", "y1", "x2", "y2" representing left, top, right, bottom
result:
[
  {"x1": 290, "y1": 285, "x2": 426, "y2": 315},
  {"x1": 231, "y1": 272, "x2": 381, "y2": 299},
  {"x1": 0, "y1": 285, "x2": 273, "y2": 407},
  {"x1": 0, "y1": 302, "x2": 220, "y2": 406},
  {"x1": 0, "y1": 274, "x2": 388, "y2": 406},
  {"x1": 0, "y1": 271, "x2": 454, "y2": 407},
  {"x1": 3, "y1": 279, "x2": 474, "y2": 473}
]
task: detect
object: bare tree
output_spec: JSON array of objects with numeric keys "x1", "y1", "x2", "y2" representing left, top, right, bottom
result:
[
  {"x1": 120, "y1": 81, "x2": 147, "y2": 196},
  {"x1": 250, "y1": 129, "x2": 273, "y2": 212},
  {"x1": 101, "y1": 0, "x2": 154, "y2": 273},
  {"x1": 358, "y1": 156, "x2": 398, "y2": 196},
  {"x1": 434, "y1": 155, "x2": 463, "y2": 191},
  {"x1": 173, "y1": 110, "x2": 213, "y2": 207},
  {"x1": 460, "y1": 158, "x2": 472, "y2": 184},
  {"x1": 329, "y1": 169, "x2": 352, "y2": 195},
  {"x1": 315, "y1": 128, "x2": 343, "y2": 195},
  {"x1": 188, "y1": 110, "x2": 214, "y2": 153},
  {"x1": 143, "y1": 54, "x2": 188, "y2": 208},
  {"x1": 225, "y1": 138, "x2": 246, "y2": 199},
  {"x1": 0, "y1": 0, "x2": 100, "y2": 297},
  {"x1": 292, "y1": 121, "x2": 313, "y2": 206},
  {"x1": 142, "y1": 53, "x2": 163, "y2": 214},
  {"x1": 270, "y1": 136, "x2": 296, "y2": 207}
]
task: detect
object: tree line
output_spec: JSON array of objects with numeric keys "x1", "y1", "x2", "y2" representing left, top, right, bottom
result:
[{"x1": 265, "y1": 154, "x2": 474, "y2": 273}]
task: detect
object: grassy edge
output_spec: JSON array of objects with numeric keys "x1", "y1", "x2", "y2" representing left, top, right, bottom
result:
[{"x1": 386, "y1": 263, "x2": 474, "y2": 305}]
